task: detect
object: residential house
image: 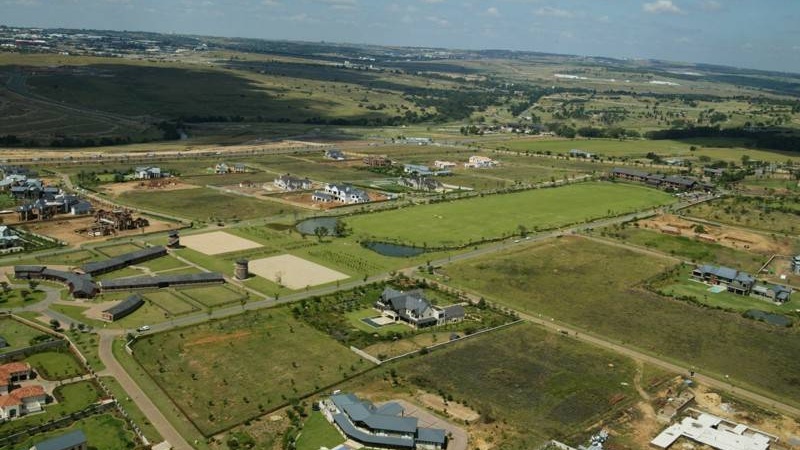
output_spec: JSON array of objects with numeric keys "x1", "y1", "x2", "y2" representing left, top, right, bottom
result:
[
  {"x1": 273, "y1": 174, "x2": 312, "y2": 191},
  {"x1": 610, "y1": 168, "x2": 706, "y2": 192},
  {"x1": 464, "y1": 155, "x2": 496, "y2": 168},
  {"x1": 404, "y1": 137, "x2": 433, "y2": 145},
  {"x1": 400, "y1": 176, "x2": 442, "y2": 192},
  {"x1": 375, "y1": 288, "x2": 465, "y2": 328},
  {"x1": 0, "y1": 385, "x2": 47, "y2": 420},
  {"x1": 403, "y1": 164, "x2": 434, "y2": 176},
  {"x1": 0, "y1": 362, "x2": 33, "y2": 395},
  {"x1": 0, "y1": 226, "x2": 20, "y2": 249},
  {"x1": 704, "y1": 167, "x2": 726, "y2": 179},
  {"x1": 30, "y1": 429, "x2": 88, "y2": 450},
  {"x1": 214, "y1": 163, "x2": 230, "y2": 174},
  {"x1": 433, "y1": 160, "x2": 456, "y2": 170},
  {"x1": 610, "y1": 167, "x2": 651, "y2": 182},
  {"x1": 364, "y1": 156, "x2": 392, "y2": 167},
  {"x1": 134, "y1": 167, "x2": 162, "y2": 180},
  {"x1": 70, "y1": 201, "x2": 93, "y2": 216},
  {"x1": 311, "y1": 191, "x2": 334, "y2": 203},
  {"x1": 650, "y1": 412, "x2": 774, "y2": 450},
  {"x1": 568, "y1": 149, "x2": 593, "y2": 158},
  {"x1": 692, "y1": 264, "x2": 756, "y2": 295},
  {"x1": 750, "y1": 283, "x2": 792, "y2": 303},
  {"x1": 233, "y1": 163, "x2": 247, "y2": 173},
  {"x1": 325, "y1": 149, "x2": 346, "y2": 161},
  {"x1": 319, "y1": 183, "x2": 370, "y2": 204},
  {"x1": 321, "y1": 392, "x2": 446, "y2": 450}
]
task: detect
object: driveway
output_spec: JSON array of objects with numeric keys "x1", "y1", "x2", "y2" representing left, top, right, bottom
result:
[{"x1": 386, "y1": 399, "x2": 468, "y2": 450}]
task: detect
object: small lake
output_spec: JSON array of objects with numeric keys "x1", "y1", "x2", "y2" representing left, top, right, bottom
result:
[
  {"x1": 296, "y1": 217, "x2": 339, "y2": 236},
  {"x1": 363, "y1": 242, "x2": 426, "y2": 257},
  {"x1": 744, "y1": 309, "x2": 793, "y2": 327}
]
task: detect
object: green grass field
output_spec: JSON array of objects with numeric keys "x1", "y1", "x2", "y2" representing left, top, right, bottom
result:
[
  {"x1": 437, "y1": 237, "x2": 800, "y2": 408},
  {"x1": 0, "y1": 413, "x2": 137, "y2": 450},
  {"x1": 94, "y1": 242, "x2": 144, "y2": 257},
  {"x1": 394, "y1": 323, "x2": 637, "y2": 447},
  {"x1": 178, "y1": 284, "x2": 248, "y2": 308},
  {"x1": 345, "y1": 182, "x2": 674, "y2": 247},
  {"x1": 25, "y1": 350, "x2": 86, "y2": 380},
  {"x1": 683, "y1": 196, "x2": 800, "y2": 234},
  {"x1": 0, "y1": 289, "x2": 47, "y2": 309},
  {"x1": 117, "y1": 187, "x2": 299, "y2": 222},
  {"x1": 0, "y1": 317, "x2": 47, "y2": 354},
  {"x1": 144, "y1": 290, "x2": 198, "y2": 315},
  {"x1": 136, "y1": 255, "x2": 189, "y2": 272},
  {"x1": 131, "y1": 307, "x2": 369, "y2": 435},
  {"x1": 296, "y1": 410, "x2": 345, "y2": 450}
]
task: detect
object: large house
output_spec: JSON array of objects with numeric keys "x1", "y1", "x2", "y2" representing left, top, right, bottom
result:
[
  {"x1": 375, "y1": 288, "x2": 465, "y2": 328},
  {"x1": 134, "y1": 166, "x2": 163, "y2": 180},
  {"x1": 0, "y1": 362, "x2": 33, "y2": 395},
  {"x1": 0, "y1": 384, "x2": 47, "y2": 420},
  {"x1": 322, "y1": 393, "x2": 446, "y2": 450},
  {"x1": 325, "y1": 149, "x2": 346, "y2": 161},
  {"x1": 30, "y1": 429, "x2": 88, "y2": 450},
  {"x1": 750, "y1": 283, "x2": 792, "y2": 303},
  {"x1": 433, "y1": 161, "x2": 456, "y2": 170},
  {"x1": 404, "y1": 164, "x2": 434, "y2": 176},
  {"x1": 692, "y1": 264, "x2": 792, "y2": 302},
  {"x1": 400, "y1": 176, "x2": 442, "y2": 192},
  {"x1": 273, "y1": 174, "x2": 312, "y2": 191},
  {"x1": 651, "y1": 412, "x2": 774, "y2": 450},
  {"x1": 0, "y1": 226, "x2": 21, "y2": 250},
  {"x1": 464, "y1": 155, "x2": 496, "y2": 168},
  {"x1": 314, "y1": 183, "x2": 370, "y2": 204}
]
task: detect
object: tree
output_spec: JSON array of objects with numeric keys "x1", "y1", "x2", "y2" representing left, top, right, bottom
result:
[
  {"x1": 314, "y1": 226, "x2": 329, "y2": 242},
  {"x1": 741, "y1": 154, "x2": 751, "y2": 166},
  {"x1": 28, "y1": 280, "x2": 39, "y2": 291},
  {"x1": 49, "y1": 319, "x2": 60, "y2": 331},
  {"x1": 517, "y1": 224, "x2": 528, "y2": 237}
]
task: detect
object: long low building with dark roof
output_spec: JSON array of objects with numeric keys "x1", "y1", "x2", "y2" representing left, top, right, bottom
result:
[
  {"x1": 99, "y1": 272, "x2": 225, "y2": 291},
  {"x1": 101, "y1": 293, "x2": 144, "y2": 322},
  {"x1": 610, "y1": 167, "x2": 711, "y2": 191},
  {"x1": 80, "y1": 246, "x2": 167, "y2": 276},
  {"x1": 321, "y1": 393, "x2": 446, "y2": 450},
  {"x1": 14, "y1": 265, "x2": 98, "y2": 298}
]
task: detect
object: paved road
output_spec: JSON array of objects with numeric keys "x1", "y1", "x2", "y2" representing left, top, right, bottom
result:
[{"x1": 98, "y1": 332, "x2": 191, "y2": 450}]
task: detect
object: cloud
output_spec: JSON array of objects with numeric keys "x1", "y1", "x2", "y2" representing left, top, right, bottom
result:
[
  {"x1": 486, "y1": 6, "x2": 500, "y2": 17},
  {"x1": 534, "y1": 6, "x2": 574, "y2": 18},
  {"x1": 643, "y1": 0, "x2": 684, "y2": 14}
]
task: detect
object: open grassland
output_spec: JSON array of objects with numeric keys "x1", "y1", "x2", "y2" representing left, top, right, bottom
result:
[
  {"x1": 25, "y1": 350, "x2": 86, "y2": 380},
  {"x1": 0, "y1": 317, "x2": 47, "y2": 353},
  {"x1": 598, "y1": 226, "x2": 767, "y2": 270},
  {"x1": 438, "y1": 237, "x2": 800, "y2": 407},
  {"x1": 0, "y1": 413, "x2": 137, "y2": 450},
  {"x1": 683, "y1": 196, "x2": 800, "y2": 234},
  {"x1": 131, "y1": 307, "x2": 369, "y2": 435},
  {"x1": 486, "y1": 137, "x2": 800, "y2": 163},
  {"x1": 394, "y1": 323, "x2": 637, "y2": 447},
  {"x1": 345, "y1": 183, "x2": 674, "y2": 247},
  {"x1": 117, "y1": 187, "x2": 299, "y2": 222}
]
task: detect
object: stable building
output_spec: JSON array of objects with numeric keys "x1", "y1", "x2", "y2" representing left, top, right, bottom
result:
[
  {"x1": 101, "y1": 294, "x2": 144, "y2": 322},
  {"x1": 80, "y1": 246, "x2": 167, "y2": 276},
  {"x1": 100, "y1": 272, "x2": 225, "y2": 291}
]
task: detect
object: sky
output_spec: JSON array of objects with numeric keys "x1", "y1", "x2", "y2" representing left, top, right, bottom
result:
[{"x1": 2, "y1": 0, "x2": 799, "y2": 73}]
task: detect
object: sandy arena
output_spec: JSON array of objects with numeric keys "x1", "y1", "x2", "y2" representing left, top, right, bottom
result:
[
  {"x1": 249, "y1": 254, "x2": 349, "y2": 289},
  {"x1": 181, "y1": 231, "x2": 263, "y2": 255}
]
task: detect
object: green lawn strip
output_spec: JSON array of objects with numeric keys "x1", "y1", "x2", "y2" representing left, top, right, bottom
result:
[
  {"x1": 25, "y1": 350, "x2": 86, "y2": 380},
  {"x1": 137, "y1": 255, "x2": 188, "y2": 272},
  {"x1": 130, "y1": 306, "x2": 369, "y2": 435},
  {"x1": 295, "y1": 410, "x2": 345, "y2": 450},
  {"x1": 94, "y1": 242, "x2": 144, "y2": 257},
  {"x1": 95, "y1": 267, "x2": 147, "y2": 281},
  {"x1": 177, "y1": 284, "x2": 249, "y2": 308},
  {"x1": 99, "y1": 376, "x2": 163, "y2": 444},
  {"x1": 0, "y1": 289, "x2": 47, "y2": 309},
  {"x1": 438, "y1": 236, "x2": 800, "y2": 408},
  {"x1": 111, "y1": 339, "x2": 210, "y2": 450},
  {"x1": 390, "y1": 323, "x2": 638, "y2": 448},
  {"x1": 0, "y1": 380, "x2": 102, "y2": 436},
  {"x1": 0, "y1": 413, "x2": 138, "y2": 450},
  {"x1": 344, "y1": 182, "x2": 674, "y2": 247},
  {"x1": 143, "y1": 290, "x2": 199, "y2": 315},
  {"x1": 0, "y1": 317, "x2": 47, "y2": 354},
  {"x1": 65, "y1": 329, "x2": 105, "y2": 372}
]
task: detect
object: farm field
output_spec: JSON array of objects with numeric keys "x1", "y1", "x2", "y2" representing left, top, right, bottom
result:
[
  {"x1": 392, "y1": 323, "x2": 637, "y2": 448},
  {"x1": 0, "y1": 413, "x2": 137, "y2": 450},
  {"x1": 344, "y1": 182, "x2": 675, "y2": 247},
  {"x1": 436, "y1": 236, "x2": 800, "y2": 408},
  {"x1": 130, "y1": 306, "x2": 369, "y2": 435},
  {"x1": 116, "y1": 187, "x2": 299, "y2": 222},
  {"x1": 683, "y1": 196, "x2": 800, "y2": 234}
]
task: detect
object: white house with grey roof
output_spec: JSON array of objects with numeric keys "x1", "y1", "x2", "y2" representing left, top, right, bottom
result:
[
  {"x1": 319, "y1": 183, "x2": 370, "y2": 204},
  {"x1": 376, "y1": 288, "x2": 465, "y2": 329},
  {"x1": 273, "y1": 174, "x2": 312, "y2": 191},
  {"x1": 322, "y1": 392, "x2": 446, "y2": 450}
]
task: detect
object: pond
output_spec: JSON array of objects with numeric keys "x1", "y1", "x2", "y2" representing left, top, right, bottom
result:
[
  {"x1": 363, "y1": 241, "x2": 426, "y2": 257},
  {"x1": 744, "y1": 309, "x2": 793, "y2": 327},
  {"x1": 296, "y1": 217, "x2": 339, "y2": 236}
]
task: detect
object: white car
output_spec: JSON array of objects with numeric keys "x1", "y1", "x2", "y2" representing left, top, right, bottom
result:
[{"x1": 136, "y1": 325, "x2": 151, "y2": 332}]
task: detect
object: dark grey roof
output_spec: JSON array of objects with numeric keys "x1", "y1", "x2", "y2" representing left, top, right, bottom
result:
[
  {"x1": 32, "y1": 429, "x2": 87, "y2": 450},
  {"x1": 100, "y1": 272, "x2": 224, "y2": 289},
  {"x1": 14, "y1": 265, "x2": 46, "y2": 273},
  {"x1": 332, "y1": 413, "x2": 415, "y2": 448},
  {"x1": 363, "y1": 413, "x2": 418, "y2": 433},
  {"x1": 611, "y1": 167, "x2": 651, "y2": 178},
  {"x1": 664, "y1": 175, "x2": 698, "y2": 187},
  {"x1": 375, "y1": 402, "x2": 404, "y2": 416},
  {"x1": 696, "y1": 264, "x2": 739, "y2": 281},
  {"x1": 417, "y1": 427, "x2": 447, "y2": 444},
  {"x1": 442, "y1": 304, "x2": 466, "y2": 319},
  {"x1": 41, "y1": 268, "x2": 98, "y2": 297},
  {"x1": 81, "y1": 246, "x2": 167, "y2": 275},
  {"x1": 382, "y1": 288, "x2": 432, "y2": 316},
  {"x1": 103, "y1": 294, "x2": 144, "y2": 319},
  {"x1": 0, "y1": 336, "x2": 7, "y2": 348}
]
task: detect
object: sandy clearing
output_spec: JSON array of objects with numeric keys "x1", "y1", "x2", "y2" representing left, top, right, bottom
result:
[
  {"x1": 181, "y1": 231, "x2": 263, "y2": 255},
  {"x1": 249, "y1": 254, "x2": 349, "y2": 289},
  {"x1": 185, "y1": 330, "x2": 253, "y2": 348},
  {"x1": 101, "y1": 179, "x2": 200, "y2": 196}
]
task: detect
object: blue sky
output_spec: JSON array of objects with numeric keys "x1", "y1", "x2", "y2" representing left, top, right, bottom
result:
[{"x1": 3, "y1": 0, "x2": 799, "y2": 73}]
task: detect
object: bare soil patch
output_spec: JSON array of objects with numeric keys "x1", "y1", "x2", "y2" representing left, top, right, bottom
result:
[
  {"x1": 181, "y1": 231, "x2": 262, "y2": 255},
  {"x1": 184, "y1": 330, "x2": 253, "y2": 348},
  {"x1": 18, "y1": 214, "x2": 176, "y2": 245},
  {"x1": 249, "y1": 254, "x2": 348, "y2": 289},
  {"x1": 638, "y1": 214, "x2": 791, "y2": 254},
  {"x1": 101, "y1": 179, "x2": 200, "y2": 196},
  {"x1": 417, "y1": 391, "x2": 479, "y2": 422}
]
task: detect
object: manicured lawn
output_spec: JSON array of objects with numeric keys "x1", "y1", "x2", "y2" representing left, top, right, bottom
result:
[
  {"x1": 95, "y1": 242, "x2": 144, "y2": 257},
  {"x1": 0, "y1": 413, "x2": 137, "y2": 450},
  {"x1": 0, "y1": 288, "x2": 47, "y2": 309},
  {"x1": 144, "y1": 290, "x2": 198, "y2": 315},
  {"x1": 393, "y1": 323, "x2": 637, "y2": 447},
  {"x1": 130, "y1": 306, "x2": 369, "y2": 435},
  {"x1": 345, "y1": 182, "x2": 675, "y2": 247},
  {"x1": 296, "y1": 410, "x2": 345, "y2": 450},
  {"x1": 118, "y1": 187, "x2": 299, "y2": 222},
  {"x1": 178, "y1": 284, "x2": 249, "y2": 308},
  {"x1": 344, "y1": 308, "x2": 409, "y2": 335},
  {"x1": 0, "y1": 380, "x2": 101, "y2": 435},
  {"x1": 95, "y1": 267, "x2": 146, "y2": 281},
  {"x1": 438, "y1": 236, "x2": 800, "y2": 408},
  {"x1": 0, "y1": 317, "x2": 48, "y2": 354},
  {"x1": 26, "y1": 350, "x2": 86, "y2": 380},
  {"x1": 137, "y1": 255, "x2": 188, "y2": 272},
  {"x1": 99, "y1": 376, "x2": 163, "y2": 443},
  {"x1": 66, "y1": 329, "x2": 105, "y2": 372}
]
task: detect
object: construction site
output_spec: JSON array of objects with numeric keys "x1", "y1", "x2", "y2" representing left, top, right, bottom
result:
[{"x1": 75, "y1": 209, "x2": 151, "y2": 237}]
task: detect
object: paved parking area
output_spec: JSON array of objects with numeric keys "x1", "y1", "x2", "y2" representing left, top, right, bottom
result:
[{"x1": 384, "y1": 399, "x2": 468, "y2": 450}]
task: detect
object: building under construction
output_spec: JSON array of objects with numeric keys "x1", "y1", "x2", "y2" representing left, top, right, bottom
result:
[{"x1": 76, "y1": 209, "x2": 149, "y2": 237}]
